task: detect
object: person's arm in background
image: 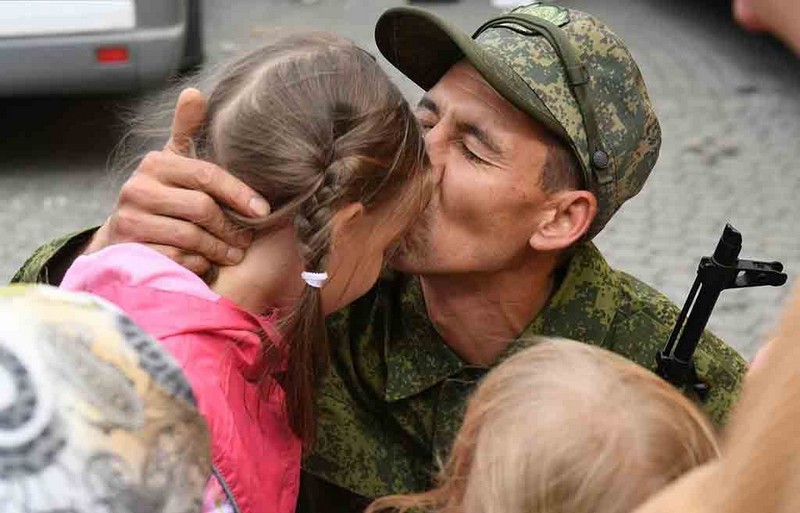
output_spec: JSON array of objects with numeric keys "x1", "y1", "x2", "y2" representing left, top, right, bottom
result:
[
  {"x1": 10, "y1": 89, "x2": 268, "y2": 286},
  {"x1": 635, "y1": 286, "x2": 800, "y2": 513},
  {"x1": 714, "y1": 289, "x2": 800, "y2": 513},
  {"x1": 734, "y1": 0, "x2": 800, "y2": 55}
]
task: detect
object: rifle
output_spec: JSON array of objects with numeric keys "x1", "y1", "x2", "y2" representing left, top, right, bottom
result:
[{"x1": 656, "y1": 223, "x2": 788, "y2": 400}]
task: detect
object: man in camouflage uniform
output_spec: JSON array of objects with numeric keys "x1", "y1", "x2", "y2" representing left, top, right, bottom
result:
[{"x1": 13, "y1": 3, "x2": 747, "y2": 512}]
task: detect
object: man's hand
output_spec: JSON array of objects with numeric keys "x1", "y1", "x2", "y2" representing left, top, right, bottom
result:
[{"x1": 85, "y1": 88, "x2": 269, "y2": 275}]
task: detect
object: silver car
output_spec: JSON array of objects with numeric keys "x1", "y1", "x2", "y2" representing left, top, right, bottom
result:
[{"x1": 0, "y1": 0, "x2": 203, "y2": 95}]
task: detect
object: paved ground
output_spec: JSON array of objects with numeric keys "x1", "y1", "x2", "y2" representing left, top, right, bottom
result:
[{"x1": 1, "y1": 0, "x2": 798, "y2": 358}]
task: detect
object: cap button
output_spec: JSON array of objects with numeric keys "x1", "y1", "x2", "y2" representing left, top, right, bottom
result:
[{"x1": 592, "y1": 150, "x2": 609, "y2": 169}]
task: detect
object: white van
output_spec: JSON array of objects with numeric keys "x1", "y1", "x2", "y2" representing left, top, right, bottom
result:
[{"x1": 0, "y1": 0, "x2": 203, "y2": 95}]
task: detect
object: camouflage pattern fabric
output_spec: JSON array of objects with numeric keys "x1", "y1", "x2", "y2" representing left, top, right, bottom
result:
[
  {"x1": 375, "y1": 2, "x2": 661, "y2": 238},
  {"x1": 11, "y1": 228, "x2": 95, "y2": 285},
  {"x1": 0, "y1": 284, "x2": 211, "y2": 513},
  {"x1": 301, "y1": 242, "x2": 746, "y2": 501}
]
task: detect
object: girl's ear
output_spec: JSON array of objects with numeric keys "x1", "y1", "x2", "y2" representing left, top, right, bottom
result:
[
  {"x1": 330, "y1": 202, "x2": 366, "y2": 239},
  {"x1": 529, "y1": 191, "x2": 598, "y2": 252}
]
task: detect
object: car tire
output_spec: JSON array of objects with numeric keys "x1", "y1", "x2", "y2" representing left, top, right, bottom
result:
[{"x1": 180, "y1": 0, "x2": 204, "y2": 72}]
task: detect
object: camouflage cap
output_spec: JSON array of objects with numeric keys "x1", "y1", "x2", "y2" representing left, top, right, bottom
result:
[{"x1": 375, "y1": 2, "x2": 661, "y2": 238}]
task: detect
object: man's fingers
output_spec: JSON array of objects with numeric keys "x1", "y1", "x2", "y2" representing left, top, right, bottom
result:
[
  {"x1": 166, "y1": 88, "x2": 208, "y2": 155},
  {"x1": 186, "y1": 162, "x2": 270, "y2": 218},
  {"x1": 110, "y1": 211, "x2": 244, "y2": 266},
  {"x1": 147, "y1": 245, "x2": 213, "y2": 277},
  {"x1": 120, "y1": 174, "x2": 253, "y2": 248},
  {"x1": 143, "y1": 151, "x2": 270, "y2": 218}
]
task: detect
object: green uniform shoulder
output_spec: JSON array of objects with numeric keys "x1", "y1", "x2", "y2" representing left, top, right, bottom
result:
[
  {"x1": 522, "y1": 243, "x2": 746, "y2": 425},
  {"x1": 613, "y1": 268, "x2": 747, "y2": 424},
  {"x1": 11, "y1": 229, "x2": 96, "y2": 285}
]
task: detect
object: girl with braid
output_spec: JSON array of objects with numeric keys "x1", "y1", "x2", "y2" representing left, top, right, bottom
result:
[{"x1": 59, "y1": 32, "x2": 431, "y2": 513}]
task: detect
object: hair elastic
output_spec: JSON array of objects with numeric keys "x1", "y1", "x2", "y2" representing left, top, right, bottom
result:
[{"x1": 301, "y1": 271, "x2": 328, "y2": 289}]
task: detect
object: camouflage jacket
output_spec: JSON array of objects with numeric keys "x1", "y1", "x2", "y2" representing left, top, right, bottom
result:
[
  {"x1": 302, "y1": 243, "x2": 746, "y2": 504},
  {"x1": 13, "y1": 235, "x2": 747, "y2": 511}
]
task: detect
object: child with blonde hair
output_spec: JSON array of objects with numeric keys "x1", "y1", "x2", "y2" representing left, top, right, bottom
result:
[{"x1": 369, "y1": 339, "x2": 719, "y2": 513}]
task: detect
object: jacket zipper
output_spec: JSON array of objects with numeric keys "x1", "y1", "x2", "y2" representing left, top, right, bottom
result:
[{"x1": 212, "y1": 465, "x2": 243, "y2": 513}]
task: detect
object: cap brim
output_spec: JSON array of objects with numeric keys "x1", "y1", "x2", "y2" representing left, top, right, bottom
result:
[{"x1": 375, "y1": 7, "x2": 568, "y2": 141}]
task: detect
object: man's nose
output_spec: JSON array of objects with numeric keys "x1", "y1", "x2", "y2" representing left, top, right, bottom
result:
[{"x1": 424, "y1": 123, "x2": 447, "y2": 171}]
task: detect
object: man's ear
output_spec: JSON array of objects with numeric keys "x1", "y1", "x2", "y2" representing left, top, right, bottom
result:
[{"x1": 529, "y1": 190, "x2": 597, "y2": 252}]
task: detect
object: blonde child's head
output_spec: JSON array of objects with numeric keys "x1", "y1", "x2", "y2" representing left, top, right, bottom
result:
[{"x1": 369, "y1": 339, "x2": 719, "y2": 513}]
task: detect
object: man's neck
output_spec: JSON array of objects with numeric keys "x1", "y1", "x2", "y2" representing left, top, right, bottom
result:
[{"x1": 420, "y1": 256, "x2": 559, "y2": 366}]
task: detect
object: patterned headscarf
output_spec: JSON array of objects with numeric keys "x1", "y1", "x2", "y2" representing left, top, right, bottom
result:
[{"x1": 0, "y1": 285, "x2": 211, "y2": 513}]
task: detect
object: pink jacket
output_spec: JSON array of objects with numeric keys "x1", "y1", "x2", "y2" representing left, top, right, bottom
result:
[{"x1": 61, "y1": 243, "x2": 301, "y2": 513}]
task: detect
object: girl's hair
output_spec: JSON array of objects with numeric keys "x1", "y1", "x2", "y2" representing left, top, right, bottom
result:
[
  {"x1": 368, "y1": 339, "x2": 719, "y2": 513},
  {"x1": 179, "y1": 33, "x2": 428, "y2": 445}
]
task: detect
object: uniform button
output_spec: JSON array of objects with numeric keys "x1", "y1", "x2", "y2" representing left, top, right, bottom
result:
[{"x1": 593, "y1": 150, "x2": 609, "y2": 169}]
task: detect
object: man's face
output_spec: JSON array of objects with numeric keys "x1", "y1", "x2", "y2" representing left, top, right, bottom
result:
[{"x1": 391, "y1": 61, "x2": 558, "y2": 275}]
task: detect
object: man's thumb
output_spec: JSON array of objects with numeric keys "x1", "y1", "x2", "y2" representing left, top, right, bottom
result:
[{"x1": 166, "y1": 87, "x2": 208, "y2": 155}]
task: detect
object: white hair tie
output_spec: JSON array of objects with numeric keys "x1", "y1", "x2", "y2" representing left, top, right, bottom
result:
[{"x1": 301, "y1": 271, "x2": 328, "y2": 289}]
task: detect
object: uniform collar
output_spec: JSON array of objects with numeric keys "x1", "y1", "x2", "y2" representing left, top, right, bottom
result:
[
  {"x1": 384, "y1": 275, "x2": 464, "y2": 402},
  {"x1": 384, "y1": 243, "x2": 620, "y2": 401},
  {"x1": 504, "y1": 242, "x2": 621, "y2": 359}
]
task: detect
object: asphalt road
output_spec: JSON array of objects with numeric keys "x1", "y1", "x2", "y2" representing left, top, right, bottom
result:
[{"x1": 1, "y1": 0, "x2": 799, "y2": 358}]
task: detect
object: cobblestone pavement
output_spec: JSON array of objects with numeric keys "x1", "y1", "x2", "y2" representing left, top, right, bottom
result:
[{"x1": 1, "y1": 0, "x2": 798, "y2": 358}]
